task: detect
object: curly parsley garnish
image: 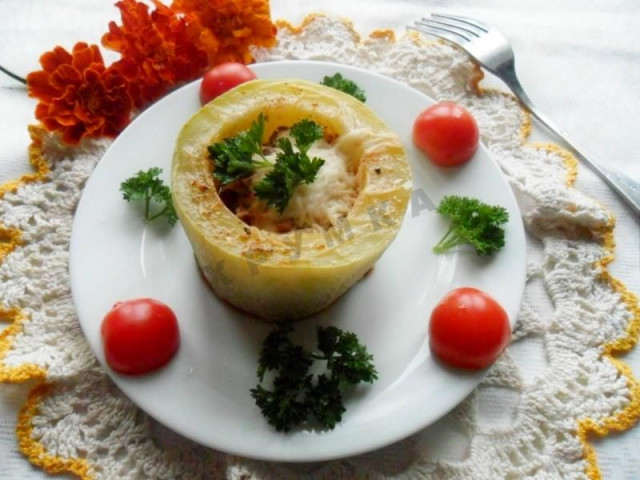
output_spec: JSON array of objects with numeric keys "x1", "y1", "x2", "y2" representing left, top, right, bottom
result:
[
  {"x1": 251, "y1": 322, "x2": 378, "y2": 432},
  {"x1": 253, "y1": 119, "x2": 325, "y2": 213},
  {"x1": 120, "y1": 167, "x2": 177, "y2": 225},
  {"x1": 433, "y1": 195, "x2": 508, "y2": 255},
  {"x1": 208, "y1": 113, "x2": 272, "y2": 185},
  {"x1": 321, "y1": 72, "x2": 367, "y2": 102},
  {"x1": 208, "y1": 115, "x2": 325, "y2": 213}
]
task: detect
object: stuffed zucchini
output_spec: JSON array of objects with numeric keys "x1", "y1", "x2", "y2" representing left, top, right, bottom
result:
[{"x1": 172, "y1": 79, "x2": 411, "y2": 320}]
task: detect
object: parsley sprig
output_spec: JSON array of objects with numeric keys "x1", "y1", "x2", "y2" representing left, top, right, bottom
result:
[
  {"x1": 253, "y1": 120, "x2": 325, "y2": 213},
  {"x1": 208, "y1": 115, "x2": 325, "y2": 213},
  {"x1": 208, "y1": 113, "x2": 272, "y2": 185},
  {"x1": 251, "y1": 322, "x2": 378, "y2": 432},
  {"x1": 433, "y1": 195, "x2": 508, "y2": 255},
  {"x1": 321, "y1": 72, "x2": 367, "y2": 102},
  {"x1": 120, "y1": 167, "x2": 178, "y2": 225}
]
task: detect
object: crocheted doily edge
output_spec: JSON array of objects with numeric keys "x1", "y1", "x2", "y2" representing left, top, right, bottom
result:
[{"x1": 0, "y1": 14, "x2": 638, "y2": 480}]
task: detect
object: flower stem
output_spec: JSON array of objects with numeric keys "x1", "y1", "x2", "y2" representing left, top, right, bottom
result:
[{"x1": 0, "y1": 65, "x2": 26, "y2": 85}]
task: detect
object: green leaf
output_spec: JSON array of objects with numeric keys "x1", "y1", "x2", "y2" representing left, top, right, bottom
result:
[
  {"x1": 309, "y1": 375, "x2": 345, "y2": 429},
  {"x1": 317, "y1": 326, "x2": 378, "y2": 385},
  {"x1": 251, "y1": 321, "x2": 378, "y2": 432},
  {"x1": 120, "y1": 167, "x2": 177, "y2": 226},
  {"x1": 208, "y1": 113, "x2": 270, "y2": 185},
  {"x1": 433, "y1": 195, "x2": 508, "y2": 256},
  {"x1": 208, "y1": 115, "x2": 326, "y2": 213},
  {"x1": 321, "y1": 72, "x2": 367, "y2": 102},
  {"x1": 253, "y1": 120, "x2": 325, "y2": 213},
  {"x1": 250, "y1": 379, "x2": 312, "y2": 432},
  {"x1": 289, "y1": 119, "x2": 324, "y2": 154}
]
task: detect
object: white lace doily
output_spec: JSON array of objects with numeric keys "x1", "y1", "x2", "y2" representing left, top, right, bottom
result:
[{"x1": 1, "y1": 15, "x2": 638, "y2": 480}]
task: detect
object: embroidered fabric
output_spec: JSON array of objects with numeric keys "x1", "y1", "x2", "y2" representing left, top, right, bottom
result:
[{"x1": 1, "y1": 15, "x2": 638, "y2": 480}]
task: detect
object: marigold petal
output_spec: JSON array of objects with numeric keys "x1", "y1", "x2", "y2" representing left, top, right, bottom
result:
[
  {"x1": 34, "y1": 103, "x2": 53, "y2": 122},
  {"x1": 72, "y1": 43, "x2": 104, "y2": 71},
  {"x1": 31, "y1": 0, "x2": 276, "y2": 144},
  {"x1": 82, "y1": 66, "x2": 105, "y2": 83},
  {"x1": 49, "y1": 64, "x2": 83, "y2": 90},
  {"x1": 120, "y1": 0, "x2": 151, "y2": 30},
  {"x1": 102, "y1": 22, "x2": 126, "y2": 51},
  {"x1": 171, "y1": 0, "x2": 276, "y2": 65},
  {"x1": 233, "y1": 27, "x2": 251, "y2": 38},
  {"x1": 150, "y1": 0, "x2": 175, "y2": 17},
  {"x1": 103, "y1": 69, "x2": 130, "y2": 92},
  {"x1": 111, "y1": 58, "x2": 139, "y2": 80},
  {"x1": 39, "y1": 47, "x2": 73, "y2": 72},
  {"x1": 52, "y1": 101, "x2": 81, "y2": 126},
  {"x1": 26, "y1": 71, "x2": 60, "y2": 100}
]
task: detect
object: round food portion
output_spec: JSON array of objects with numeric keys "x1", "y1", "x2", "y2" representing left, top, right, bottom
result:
[
  {"x1": 413, "y1": 101, "x2": 479, "y2": 167},
  {"x1": 172, "y1": 79, "x2": 412, "y2": 320},
  {"x1": 101, "y1": 298, "x2": 180, "y2": 375},
  {"x1": 429, "y1": 288, "x2": 510, "y2": 370}
]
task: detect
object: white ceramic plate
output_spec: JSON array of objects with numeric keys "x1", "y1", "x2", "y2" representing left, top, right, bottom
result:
[{"x1": 70, "y1": 61, "x2": 526, "y2": 462}]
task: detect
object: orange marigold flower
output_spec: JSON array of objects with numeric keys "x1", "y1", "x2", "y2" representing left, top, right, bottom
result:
[
  {"x1": 103, "y1": 0, "x2": 208, "y2": 107},
  {"x1": 171, "y1": 0, "x2": 277, "y2": 65},
  {"x1": 26, "y1": 43, "x2": 133, "y2": 145}
]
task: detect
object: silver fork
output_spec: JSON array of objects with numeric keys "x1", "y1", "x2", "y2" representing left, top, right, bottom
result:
[{"x1": 410, "y1": 13, "x2": 640, "y2": 216}]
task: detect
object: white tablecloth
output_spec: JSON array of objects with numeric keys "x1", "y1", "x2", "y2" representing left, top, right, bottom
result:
[{"x1": 1, "y1": 1, "x2": 638, "y2": 479}]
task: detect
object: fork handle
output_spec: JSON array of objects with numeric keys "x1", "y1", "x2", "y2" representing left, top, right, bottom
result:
[{"x1": 499, "y1": 61, "x2": 640, "y2": 216}]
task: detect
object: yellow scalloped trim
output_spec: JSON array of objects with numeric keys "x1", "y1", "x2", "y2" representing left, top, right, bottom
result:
[
  {"x1": 0, "y1": 125, "x2": 50, "y2": 383},
  {"x1": 521, "y1": 135, "x2": 640, "y2": 480},
  {"x1": 575, "y1": 215, "x2": 640, "y2": 480},
  {"x1": 275, "y1": 14, "x2": 360, "y2": 42},
  {"x1": 529, "y1": 142, "x2": 579, "y2": 187},
  {"x1": 0, "y1": 224, "x2": 22, "y2": 263},
  {"x1": 447, "y1": 20, "x2": 640, "y2": 477},
  {"x1": 511, "y1": 98, "x2": 640, "y2": 480},
  {"x1": 511, "y1": 91, "x2": 640, "y2": 480},
  {"x1": 0, "y1": 307, "x2": 47, "y2": 382},
  {"x1": 0, "y1": 125, "x2": 50, "y2": 198},
  {"x1": 468, "y1": 85, "x2": 532, "y2": 143},
  {"x1": 17, "y1": 383, "x2": 93, "y2": 479}
]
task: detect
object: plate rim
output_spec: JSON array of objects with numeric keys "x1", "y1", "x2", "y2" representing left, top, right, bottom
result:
[{"x1": 69, "y1": 59, "x2": 527, "y2": 462}]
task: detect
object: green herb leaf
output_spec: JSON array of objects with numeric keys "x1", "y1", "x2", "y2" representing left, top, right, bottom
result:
[
  {"x1": 289, "y1": 119, "x2": 324, "y2": 154},
  {"x1": 251, "y1": 379, "x2": 312, "y2": 432},
  {"x1": 309, "y1": 375, "x2": 345, "y2": 429},
  {"x1": 433, "y1": 195, "x2": 509, "y2": 256},
  {"x1": 251, "y1": 321, "x2": 377, "y2": 432},
  {"x1": 321, "y1": 72, "x2": 367, "y2": 102},
  {"x1": 317, "y1": 326, "x2": 379, "y2": 385},
  {"x1": 208, "y1": 113, "x2": 271, "y2": 185},
  {"x1": 253, "y1": 120, "x2": 325, "y2": 213},
  {"x1": 256, "y1": 322, "x2": 312, "y2": 381},
  {"x1": 208, "y1": 116, "x2": 326, "y2": 213},
  {"x1": 120, "y1": 167, "x2": 178, "y2": 225}
]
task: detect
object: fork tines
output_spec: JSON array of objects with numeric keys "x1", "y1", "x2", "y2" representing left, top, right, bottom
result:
[{"x1": 411, "y1": 13, "x2": 488, "y2": 43}]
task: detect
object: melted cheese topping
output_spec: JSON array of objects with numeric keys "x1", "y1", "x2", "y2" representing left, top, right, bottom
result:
[{"x1": 236, "y1": 134, "x2": 359, "y2": 233}]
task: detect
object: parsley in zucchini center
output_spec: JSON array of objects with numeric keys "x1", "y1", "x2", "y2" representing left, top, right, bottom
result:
[{"x1": 208, "y1": 114, "x2": 326, "y2": 214}]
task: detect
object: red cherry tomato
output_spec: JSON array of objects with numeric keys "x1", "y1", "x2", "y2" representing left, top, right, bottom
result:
[
  {"x1": 413, "y1": 101, "x2": 479, "y2": 167},
  {"x1": 429, "y1": 287, "x2": 510, "y2": 370},
  {"x1": 199, "y1": 62, "x2": 257, "y2": 105},
  {"x1": 101, "y1": 298, "x2": 180, "y2": 375}
]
